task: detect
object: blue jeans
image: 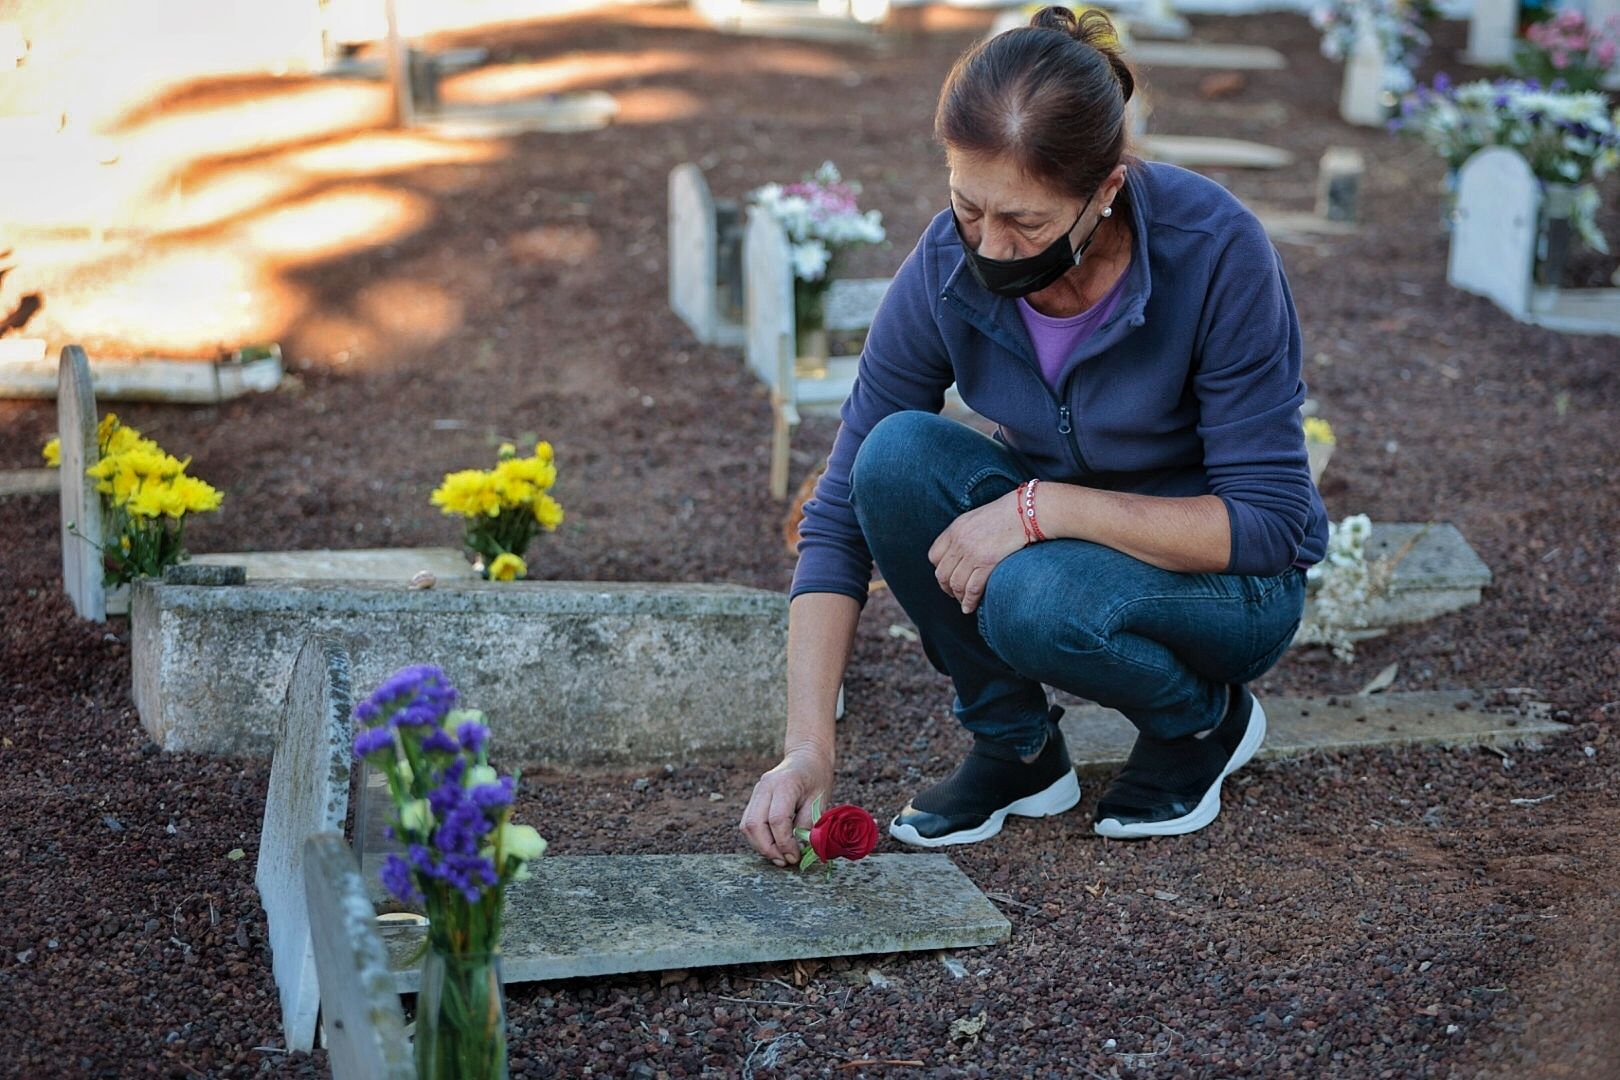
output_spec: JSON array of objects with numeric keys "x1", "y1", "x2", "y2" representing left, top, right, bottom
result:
[{"x1": 850, "y1": 412, "x2": 1306, "y2": 755}]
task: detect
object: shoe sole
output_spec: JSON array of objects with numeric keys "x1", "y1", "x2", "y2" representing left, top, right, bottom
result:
[
  {"x1": 887, "y1": 769, "x2": 1082, "y2": 849},
  {"x1": 1093, "y1": 694, "x2": 1269, "y2": 840}
]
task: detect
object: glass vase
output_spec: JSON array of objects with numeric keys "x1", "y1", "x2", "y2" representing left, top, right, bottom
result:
[
  {"x1": 415, "y1": 949, "x2": 508, "y2": 1080},
  {"x1": 1535, "y1": 183, "x2": 1577, "y2": 289},
  {"x1": 794, "y1": 278, "x2": 831, "y2": 379}
]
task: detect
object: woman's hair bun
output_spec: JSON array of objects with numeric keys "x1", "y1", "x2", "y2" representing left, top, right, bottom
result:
[{"x1": 1028, "y1": 5, "x2": 1135, "y2": 104}]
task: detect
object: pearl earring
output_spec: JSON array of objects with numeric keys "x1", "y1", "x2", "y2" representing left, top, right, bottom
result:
[{"x1": 1101, "y1": 205, "x2": 1113, "y2": 218}]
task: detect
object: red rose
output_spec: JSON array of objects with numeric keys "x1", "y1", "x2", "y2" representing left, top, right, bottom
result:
[{"x1": 808, "y1": 804, "x2": 880, "y2": 863}]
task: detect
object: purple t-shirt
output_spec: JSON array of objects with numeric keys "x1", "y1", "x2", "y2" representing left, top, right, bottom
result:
[{"x1": 1016, "y1": 269, "x2": 1129, "y2": 390}]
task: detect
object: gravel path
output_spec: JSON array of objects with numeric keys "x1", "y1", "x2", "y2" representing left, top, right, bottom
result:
[{"x1": 0, "y1": 7, "x2": 1615, "y2": 1078}]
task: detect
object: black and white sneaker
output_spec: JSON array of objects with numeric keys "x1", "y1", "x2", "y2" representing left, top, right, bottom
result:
[
  {"x1": 889, "y1": 706, "x2": 1082, "y2": 848},
  {"x1": 1093, "y1": 685, "x2": 1267, "y2": 840}
]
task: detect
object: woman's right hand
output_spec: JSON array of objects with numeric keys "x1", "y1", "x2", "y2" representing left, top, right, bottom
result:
[{"x1": 739, "y1": 749, "x2": 834, "y2": 867}]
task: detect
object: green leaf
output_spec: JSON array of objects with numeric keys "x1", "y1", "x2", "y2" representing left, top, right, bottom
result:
[
  {"x1": 798, "y1": 847, "x2": 819, "y2": 872},
  {"x1": 809, "y1": 795, "x2": 823, "y2": 823},
  {"x1": 793, "y1": 828, "x2": 811, "y2": 842}
]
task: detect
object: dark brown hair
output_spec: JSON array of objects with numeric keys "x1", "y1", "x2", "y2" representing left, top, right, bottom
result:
[{"x1": 935, "y1": 6, "x2": 1135, "y2": 200}]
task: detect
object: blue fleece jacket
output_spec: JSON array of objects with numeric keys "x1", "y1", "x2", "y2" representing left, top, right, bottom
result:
[{"x1": 790, "y1": 161, "x2": 1329, "y2": 606}]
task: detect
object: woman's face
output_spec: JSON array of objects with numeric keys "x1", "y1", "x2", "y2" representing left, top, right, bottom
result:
[{"x1": 948, "y1": 152, "x2": 1124, "y2": 262}]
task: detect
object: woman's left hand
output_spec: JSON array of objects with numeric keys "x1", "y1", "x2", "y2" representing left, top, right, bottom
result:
[{"x1": 928, "y1": 490, "x2": 1029, "y2": 615}]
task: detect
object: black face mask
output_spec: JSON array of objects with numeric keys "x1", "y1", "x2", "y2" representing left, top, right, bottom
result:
[{"x1": 953, "y1": 192, "x2": 1104, "y2": 299}]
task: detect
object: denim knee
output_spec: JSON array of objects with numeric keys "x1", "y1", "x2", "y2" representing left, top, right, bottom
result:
[
  {"x1": 850, "y1": 411, "x2": 953, "y2": 512},
  {"x1": 978, "y1": 550, "x2": 1108, "y2": 672}
]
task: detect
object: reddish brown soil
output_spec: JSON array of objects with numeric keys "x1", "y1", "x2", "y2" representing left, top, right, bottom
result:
[{"x1": 0, "y1": 6, "x2": 1617, "y2": 1078}]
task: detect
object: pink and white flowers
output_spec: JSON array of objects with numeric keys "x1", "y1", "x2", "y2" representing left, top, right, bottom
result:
[
  {"x1": 752, "y1": 162, "x2": 886, "y2": 285},
  {"x1": 1519, "y1": 10, "x2": 1620, "y2": 93}
]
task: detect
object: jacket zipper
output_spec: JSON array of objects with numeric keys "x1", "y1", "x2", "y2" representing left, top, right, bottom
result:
[{"x1": 943, "y1": 290, "x2": 1094, "y2": 477}]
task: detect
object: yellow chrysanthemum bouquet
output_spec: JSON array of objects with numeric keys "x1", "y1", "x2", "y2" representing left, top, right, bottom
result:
[
  {"x1": 430, "y1": 442, "x2": 564, "y2": 581},
  {"x1": 44, "y1": 414, "x2": 224, "y2": 586}
]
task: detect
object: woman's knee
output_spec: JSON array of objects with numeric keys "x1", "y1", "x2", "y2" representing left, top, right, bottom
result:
[
  {"x1": 850, "y1": 411, "x2": 954, "y2": 509},
  {"x1": 978, "y1": 550, "x2": 1110, "y2": 669}
]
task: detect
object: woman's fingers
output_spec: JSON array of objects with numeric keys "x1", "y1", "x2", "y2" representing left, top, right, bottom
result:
[
  {"x1": 959, "y1": 564, "x2": 993, "y2": 615},
  {"x1": 765, "y1": 783, "x2": 802, "y2": 865},
  {"x1": 739, "y1": 783, "x2": 780, "y2": 861}
]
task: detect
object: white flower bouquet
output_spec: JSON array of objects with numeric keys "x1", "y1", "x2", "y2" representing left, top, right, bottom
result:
[{"x1": 1312, "y1": 0, "x2": 1437, "y2": 94}]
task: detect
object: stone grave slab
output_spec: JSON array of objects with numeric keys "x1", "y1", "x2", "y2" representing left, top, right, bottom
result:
[
  {"x1": 131, "y1": 579, "x2": 788, "y2": 763},
  {"x1": 304, "y1": 834, "x2": 413, "y2": 1080},
  {"x1": 191, "y1": 547, "x2": 476, "y2": 583},
  {"x1": 1057, "y1": 691, "x2": 1569, "y2": 771},
  {"x1": 1464, "y1": 0, "x2": 1517, "y2": 65},
  {"x1": 418, "y1": 93, "x2": 618, "y2": 138},
  {"x1": 1339, "y1": 24, "x2": 1391, "y2": 128},
  {"x1": 4, "y1": 348, "x2": 282, "y2": 402},
  {"x1": 256, "y1": 636, "x2": 355, "y2": 1054},
  {"x1": 1139, "y1": 135, "x2": 1293, "y2": 170},
  {"x1": 1526, "y1": 287, "x2": 1620, "y2": 337},
  {"x1": 366, "y1": 853, "x2": 1009, "y2": 992},
  {"x1": 1129, "y1": 42, "x2": 1286, "y2": 70},
  {"x1": 0, "y1": 468, "x2": 58, "y2": 498},
  {"x1": 1346, "y1": 522, "x2": 1492, "y2": 629},
  {"x1": 57, "y1": 345, "x2": 105, "y2": 622}
]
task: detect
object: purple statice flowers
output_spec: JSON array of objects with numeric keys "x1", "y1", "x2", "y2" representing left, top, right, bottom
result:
[{"x1": 351, "y1": 666, "x2": 540, "y2": 917}]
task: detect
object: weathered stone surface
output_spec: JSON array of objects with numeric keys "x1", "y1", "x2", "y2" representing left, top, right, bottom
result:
[
  {"x1": 1059, "y1": 691, "x2": 1569, "y2": 771},
  {"x1": 0, "y1": 468, "x2": 58, "y2": 498},
  {"x1": 57, "y1": 345, "x2": 105, "y2": 622},
  {"x1": 164, "y1": 562, "x2": 247, "y2": 586},
  {"x1": 191, "y1": 547, "x2": 475, "y2": 582},
  {"x1": 133, "y1": 579, "x2": 788, "y2": 763},
  {"x1": 256, "y1": 637, "x2": 354, "y2": 1054},
  {"x1": 366, "y1": 854, "x2": 1008, "y2": 992},
  {"x1": 304, "y1": 834, "x2": 413, "y2": 1080},
  {"x1": 1337, "y1": 522, "x2": 1492, "y2": 629}
]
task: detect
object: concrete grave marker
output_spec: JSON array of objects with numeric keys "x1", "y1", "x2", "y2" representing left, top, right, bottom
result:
[
  {"x1": 0, "y1": 468, "x2": 59, "y2": 498},
  {"x1": 1129, "y1": 42, "x2": 1286, "y2": 70},
  {"x1": 132, "y1": 579, "x2": 789, "y2": 762},
  {"x1": 1448, "y1": 147, "x2": 1620, "y2": 334},
  {"x1": 1316, "y1": 146, "x2": 1365, "y2": 223},
  {"x1": 256, "y1": 636, "x2": 355, "y2": 1054},
  {"x1": 1465, "y1": 0, "x2": 1518, "y2": 65},
  {"x1": 1339, "y1": 19, "x2": 1391, "y2": 127},
  {"x1": 668, "y1": 164, "x2": 745, "y2": 347},
  {"x1": 1449, "y1": 147, "x2": 1539, "y2": 321},
  {"x1": 373, "y1": 853, "x2": 1010, "y2": 992},
  {"x1": 1139, "y1": 135, "x2": 1294, "y2": 169},
  {"x1": 304, "y1": 834, "x2": 413, "y2": 1080},
  {"x1": 57, "y1": 346, "x2": 106, "y2": 622},
  {"x1": 1059, "y1": 691, "x2": 1569, "y2": 770}
]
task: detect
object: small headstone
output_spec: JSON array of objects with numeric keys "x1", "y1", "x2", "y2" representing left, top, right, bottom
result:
[
  {"x1": 256, "y1": 636, "x2": 355, "y2": 1054},
  {"x1": 377, "y1": 853, "x2": 1010, "y2": 991},
  {"x1": 1465, "y1": 0, "x2": 1517, "y2": 65},
  {"x1": 0, "y1": 469, "x2": 59, "y2": 498},
  {"x1": 669, "y1": 164, "x2": 745, "y2": 347},
  {"x1": 1315, "y1": 147, "x2": 1365, "y2": 223},
  {"x1": 163, "y1": 563, "x2": 247, "y2": 587},
  {"x1": 744, "y1": 204, "x2": 795, "y2": 394},
  {"x1": 57, "y1": 345, "x2": 105, "y2": 622},
  {"x1": 1449, "y1": 147, "x2": 1539, "y2": 320},
  {"x1": 303, "y1": 834, "x2": 413, "y2": 1080},
  {"x1": 1338, "y1": 21, "x2": 1390, "y2": 127}
]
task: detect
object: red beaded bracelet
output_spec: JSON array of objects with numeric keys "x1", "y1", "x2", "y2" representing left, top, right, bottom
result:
[{"x1": 1021, "y1": 478, "x2": 1047, "y2": 543}]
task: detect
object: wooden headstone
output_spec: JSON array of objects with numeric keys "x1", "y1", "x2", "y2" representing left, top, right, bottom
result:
[
  {"x1": 57, "y1": 345, "x2": 106, "y2": 621},
  {"x1": 304, "y1": 833, "x2": 413, "y2": 1080},
  {"x1": 256, "y1": 636, "x2": 355, "y2": 1054},
  {"x1": 1448, "y1": 147, "x2": 1539, "y2": 319},
  {"x1": 1465, "y1": 0, "x2": 1518, "y2": 65}
]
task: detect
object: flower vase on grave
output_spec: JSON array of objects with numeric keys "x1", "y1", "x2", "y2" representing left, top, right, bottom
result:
[
  {"x1": 794, "y1": 277, "x2": 831, "y2": 380},
  {"x1": 1535, "y1": 183, "x2": 1577, "y2": 288},
  {"x1": 416, "y1": 948, "x2": 507, "y2": 1080}
]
